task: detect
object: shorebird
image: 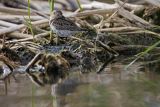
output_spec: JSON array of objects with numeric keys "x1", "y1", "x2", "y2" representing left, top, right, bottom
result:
[
  {"x1": 49, "y1": 10, "x2": 86, "y2": 38},
  {"x1": 26, "y1": 51, "x2": 80, "y2": 86}
]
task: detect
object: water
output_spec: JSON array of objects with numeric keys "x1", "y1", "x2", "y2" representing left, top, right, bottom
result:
[{"x1": 1, "y1": 62, "x2": 160, "y2": 107}]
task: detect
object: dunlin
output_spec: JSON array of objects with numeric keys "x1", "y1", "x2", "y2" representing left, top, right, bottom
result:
[{"x1": 49, "y1": 10, "x2": 86, "y2": 38}]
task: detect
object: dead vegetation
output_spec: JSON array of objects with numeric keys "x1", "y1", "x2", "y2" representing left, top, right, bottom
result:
[{"x1": 1, "y1": 0, "x2": 160, "y2": 94}]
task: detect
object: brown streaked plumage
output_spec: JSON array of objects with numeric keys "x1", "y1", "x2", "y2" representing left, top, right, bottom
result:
[
  {"x1": 27, "y1": 51, "x2": 81, "y2": 86},
  {"x1": 49, "y1": 10, "x2": 86, "y2": 37}
]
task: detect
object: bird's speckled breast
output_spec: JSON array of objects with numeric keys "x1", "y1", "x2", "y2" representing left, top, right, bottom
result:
[
  {"x1": 57, "y1": 30, "x2": 81, "y2": 37},
  {"x1": 50, "y1": 22, "x2": 82, "y2": 37}
]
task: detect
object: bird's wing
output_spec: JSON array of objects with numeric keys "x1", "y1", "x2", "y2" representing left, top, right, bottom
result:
[{"x1": 51, "y1": 17, "x2": 82, "y2": 31}]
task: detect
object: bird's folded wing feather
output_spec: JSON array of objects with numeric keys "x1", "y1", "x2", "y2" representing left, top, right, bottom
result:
[{"x1": 51, "y1": 17, "x2": 82, "y2": 31}]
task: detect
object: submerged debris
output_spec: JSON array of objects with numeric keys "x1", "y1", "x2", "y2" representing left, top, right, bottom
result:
[
  {"x1": 26, "y1": 50, "x2": 81, "y2": 86},
  {"x1": 0, "y1": 46, "x2": 20, "y2": 64},
  {"x1": 0, "y1": 55, "x2": 19, "y2": 94},
  {"x1": 80, "y1": 50, "x2": 96, "y2": 73}
]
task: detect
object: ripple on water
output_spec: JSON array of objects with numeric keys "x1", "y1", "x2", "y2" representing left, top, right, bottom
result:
[{"x1": 1, "y1": 62, "x2": 160, "y2": 107}]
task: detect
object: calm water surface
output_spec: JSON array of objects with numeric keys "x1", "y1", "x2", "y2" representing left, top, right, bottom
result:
[{"x1": 0, "y1": 62, "x2": 160, "y2": 107}]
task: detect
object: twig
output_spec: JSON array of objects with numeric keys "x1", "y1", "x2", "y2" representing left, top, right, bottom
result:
[
  {"x1": 117, "y1": 30, "x2": 160, "y2": 39},
  {"x1": 106, "y1": 0, "x2": 128, "y2": 22},
  {"x1": 25, "y1": 53, "x2": 44, "y2": 87},
  {"x1": 97, "y1": 55, "x2": 115, "y2": 74},
  {"x1": 25, "y1": 53, "x2": 42, "y2": 72},
  {"x1": 112, "y1": 45, "x2": 160, "y2": 53},
  {"x1": 116, "y1": 0, "x2": 144, "y2": 11},
  {"x1": 96, "y1": 40, "x2": 119, "y2": 56},
  {"x1": 98, "y1": 26, "x2": 143, "y2": 32},
  {"x1": 70, "y1": 36, "x2": 94, "y2": 47}
]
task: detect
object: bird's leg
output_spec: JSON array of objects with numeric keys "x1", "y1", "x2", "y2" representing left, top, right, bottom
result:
[
  {"x1": 49, "y1": 31, "x2": 53, "y2": 42},
  {"x1": 56, "y1": 36, "x2": 60, "y2": 45},
  {"x1": 49, "y1": 33, "x2": 56, "y2": 45},
  {"x1": 12, "y1": 75, "x2": 18, "y2": 82},
  {"x1": 4, "y1": 79, "x2": 8, "y2": 95},
  {"x1": 7, "y1": 76, "x2": 11, "y2": 84}
]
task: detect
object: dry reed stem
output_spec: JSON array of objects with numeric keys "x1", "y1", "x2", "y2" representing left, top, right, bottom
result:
[
  {"x1": 8, "y1": 32, "x2": 33, "y2": 39},
  {"x1": 25, "y1": 53, "x2": 42, "y2": 72},
  {"x1": 69, "y1": 8, "x2": 116, "y2": 17},
  {"x1": 0, "y1": 15, "x2": 44, "y2": 21},
  {"x1": 0, "y1": 6, "x2": 35, "y2": 15},
  {"x1": 99, "y1": 27, "x2": 143, "y2": 32},
  {"x1": 113, "y1": 45, "x2": 160, "y2": 52},
  {"x1": 0, "y1": 20, "x2": 17, "y2": 27},
  {"x1": 118, "y1": 8, "x2": 153, "y2": 28},
  {"x1": 0, "y1": 19, "x2": 48, "y2": 36},
  {"x1": 6, "y1": 32, "x2": 50, "y2": 43}
]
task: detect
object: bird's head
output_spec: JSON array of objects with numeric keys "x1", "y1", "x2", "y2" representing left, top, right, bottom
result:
[{"x1": 50, "y1": 10, "x2": 63, "y2": 20}]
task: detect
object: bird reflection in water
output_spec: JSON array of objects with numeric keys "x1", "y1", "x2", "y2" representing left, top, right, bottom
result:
[{"x1": 51, "y1": 77, "x2": 81, "y2": 107}]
